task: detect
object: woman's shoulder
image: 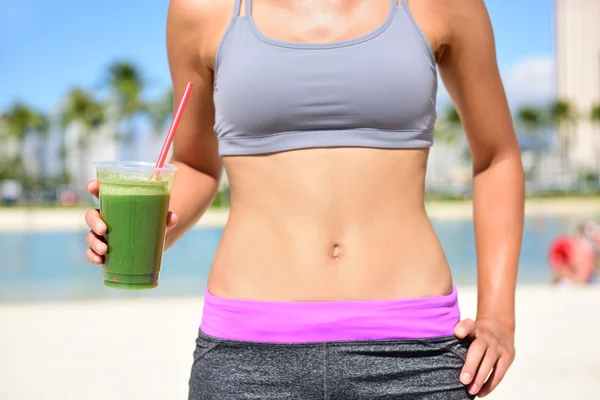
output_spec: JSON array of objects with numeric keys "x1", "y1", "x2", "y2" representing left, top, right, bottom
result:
[
  {"x1": 411, "y1": 0, "x2": 495, "y2": 66},
  {"x1": 167, "y1": 0, "x2": 237, "y2": 67},
  {"x1": 169, "y1": 0, "x2": 233, "y2": 16},
  {"x1": 408, "y1": 0, "x2": 490, "y2": 61},
  {"x1": 428, "y1": 0, "x2": 492, "y2": 43},
  {"x1": 168, "y1": 0, "x2": 235, "y2": 29},
  {"x1": 169, "y1": 1, "x2": 239, "y2": 45}
]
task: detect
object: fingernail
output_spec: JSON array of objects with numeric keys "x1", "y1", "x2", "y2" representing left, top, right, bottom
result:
[
  {"x1": 461, "y1": 372, "x2": 471, "y2": 384},
  {"x1": 95, "y1": 223, "x2": 104, "y2": 233},
  {"x1": 469, "y1": 384, "x2": 479, "y2": 395},
  {"x1": 95, "y1": 256, "x2": 102, "y2": 264},
  {"x1": 96, "y1": 243, "x2": 106, "y2": 253}
]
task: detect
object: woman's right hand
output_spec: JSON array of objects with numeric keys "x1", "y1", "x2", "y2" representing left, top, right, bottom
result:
[
  {"x1": 84, "y1": 180, "x2": 179, "y2": 265},
  {"x1": 84, "y1": 180, "x2": 108, "y2": 265}
]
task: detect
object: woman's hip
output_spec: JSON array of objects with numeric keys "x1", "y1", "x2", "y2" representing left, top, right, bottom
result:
[{"x1": 189, "y1": 288, "x2": 471, "y2": 399}]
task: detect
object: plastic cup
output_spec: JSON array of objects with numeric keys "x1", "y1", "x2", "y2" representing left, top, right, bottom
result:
[{"x1": 93, "y1": 161, "x2": 178, "y2": 290}]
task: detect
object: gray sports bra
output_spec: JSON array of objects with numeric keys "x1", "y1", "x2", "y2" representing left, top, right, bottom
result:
[{"x1": 213, "y1": 0, "x2": 437, "y2": 156}]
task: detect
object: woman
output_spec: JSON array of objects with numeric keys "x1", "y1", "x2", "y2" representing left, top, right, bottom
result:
[{"x1": 84, "y1": 0, "x2": 523, "y2": 398}]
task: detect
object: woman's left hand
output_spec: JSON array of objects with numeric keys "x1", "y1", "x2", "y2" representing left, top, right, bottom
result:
[{"x1": 454, "y1": 318, "x2": 516, "y2": 397}]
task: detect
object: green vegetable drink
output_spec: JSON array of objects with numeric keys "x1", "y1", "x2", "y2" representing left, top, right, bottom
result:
[{"x1": 94, "y1": 162, "x2": 178, "y2": 290}]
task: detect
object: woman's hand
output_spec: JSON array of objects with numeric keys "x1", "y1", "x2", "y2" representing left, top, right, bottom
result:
[
  {"x1": 454, "y1": 318, "x2": 515, "y2": 397},
  {"x1": 84, "y1": 180, "x2": 178, "y2": 265}
]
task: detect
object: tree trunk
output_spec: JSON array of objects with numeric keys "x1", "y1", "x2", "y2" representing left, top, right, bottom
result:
[
  {"x1": 16, "y1": 138, "x2": 28, "y2": 191},
  {"x1": 563, "y1": 123, "x2": 572, "y2": 173},
  {"x1": 128, "y1": 118, "x2": 137, "y2": 161},
  {"x1": 560, "y1": 132, "x2": 567, "y2": 172},
  {"x1": 59, "y1": 127, "x2": 69, "y2": 185},
  {"x1": 78, "y1": 136, "x2": 88, "y2": 199}
]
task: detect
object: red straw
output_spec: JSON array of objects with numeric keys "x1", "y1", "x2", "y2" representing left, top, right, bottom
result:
[{"x1": 154, "y1": 82, "x2": 193, "y2": 171}]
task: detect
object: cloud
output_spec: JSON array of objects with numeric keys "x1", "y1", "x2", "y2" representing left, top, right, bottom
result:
[
  {"x1": 502, "y1": 55, "x2": 555, "y2": 108},
  {"x1": 437, "y1": 55, "x2": 556, "y2": 111}
]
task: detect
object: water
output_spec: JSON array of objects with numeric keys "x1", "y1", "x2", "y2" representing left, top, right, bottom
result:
[{"x1": 0, "y1": 216, "x2": 575, "y2": 302}]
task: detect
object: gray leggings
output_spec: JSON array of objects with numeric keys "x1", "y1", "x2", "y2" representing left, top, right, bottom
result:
[{"x1": 189, "y1": 330, "x2": 474, "y2": 399}]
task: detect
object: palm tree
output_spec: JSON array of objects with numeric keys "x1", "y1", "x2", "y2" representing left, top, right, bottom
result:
[
  {"x1": 33, "y1": 113, "x2": 51, "y2": 187},
  {"x1": 516, "y1": 106, "x2": 545, "y2": 189},
  {"x1": 61, "y1": 88, "x2": 105, "y2": 189},
  {"x1": 105, "y1": 60, "x2": 145, "y2": 158},
  {"x1": 1, "y1": 102, "x2": 48, "y2": 187},
  {"x1": 1, "y1": 103, "x2": 34, "y2": 171},
  {"x1": 548, "y1": 99, "x2": 576, "y2": 170},
  {"x1": 145, "y1": 88, "x2": 173, "y2": 136}
]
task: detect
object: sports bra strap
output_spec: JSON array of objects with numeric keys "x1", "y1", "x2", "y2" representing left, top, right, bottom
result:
[
  {"x1": 232, "y1": 0, "x2": 241, "y2": 16},
  {"x1": 245, "y1": 0, "x2": 252, "y2": 16},
  {"x1": 403, "y1": 0, "x2": 409, "y2": 8}
]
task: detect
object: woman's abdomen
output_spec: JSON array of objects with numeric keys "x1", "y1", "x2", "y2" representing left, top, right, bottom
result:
[{"x1": 208, "y1": 148, "x2": 453, "y2": 301}]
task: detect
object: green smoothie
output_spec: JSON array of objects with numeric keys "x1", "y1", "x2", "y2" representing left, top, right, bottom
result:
[{"x1": 95, "y1": 162, "x2": 177, "y2": 290}]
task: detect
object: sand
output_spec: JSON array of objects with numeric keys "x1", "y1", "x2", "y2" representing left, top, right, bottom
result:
[
  {"x1": 1, "y1": 285, "x2": 599, "y2": 400},
  {"x1": 2, "y1": 197, "x2": 600, "y2": 233}
]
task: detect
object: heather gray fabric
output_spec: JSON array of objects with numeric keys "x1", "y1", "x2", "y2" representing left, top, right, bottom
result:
[
  {"x1": 188, "y1": 330, "x2": 474, "y2": 399},
  {"x1": 213, "y1": 0, "x2": 437, "y2": 156}
]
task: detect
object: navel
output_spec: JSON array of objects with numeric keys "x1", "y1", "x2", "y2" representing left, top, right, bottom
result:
[{"x1": 331, "y1": 243, "x2": 343, "y2": 260}]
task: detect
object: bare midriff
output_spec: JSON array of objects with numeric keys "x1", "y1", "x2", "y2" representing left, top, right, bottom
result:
[{"x1": 208, "y1": 147, "x2": 453, "y2": 301}]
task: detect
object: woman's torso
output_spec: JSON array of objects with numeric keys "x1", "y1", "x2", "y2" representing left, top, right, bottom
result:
[{"x1": 196, "y1": 0, "x2": 453, "y2": 301}]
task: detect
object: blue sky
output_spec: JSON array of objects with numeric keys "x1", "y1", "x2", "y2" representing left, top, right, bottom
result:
[{"x1": 0, "y1": 0, "x2": 555, "y2": 113}]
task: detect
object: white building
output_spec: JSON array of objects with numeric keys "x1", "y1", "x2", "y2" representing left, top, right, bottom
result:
[{"x1": 556, "y1": 0, "x2": 600, "y2": 170}]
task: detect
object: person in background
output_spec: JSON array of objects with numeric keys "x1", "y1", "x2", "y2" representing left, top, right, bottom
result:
[{"x1": 548, "y1": 221, "x2": 597, "y2": 285}]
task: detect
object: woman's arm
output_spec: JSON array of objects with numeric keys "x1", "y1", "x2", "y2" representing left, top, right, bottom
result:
[
  {"x1": 437, "y1": 0, "x2": 524, "y2": 396},
  {"x1": 164, "y1": 0, "x2": 223, "y2": 249}
]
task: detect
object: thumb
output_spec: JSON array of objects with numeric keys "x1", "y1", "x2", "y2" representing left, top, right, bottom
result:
[{"x1": 454, "y1": 318, "x2": 476, "y2": 339}]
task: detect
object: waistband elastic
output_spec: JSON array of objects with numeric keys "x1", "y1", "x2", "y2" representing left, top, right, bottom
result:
[{"x1": 200, "y1": 287, "x2": 461, "y2": 343}]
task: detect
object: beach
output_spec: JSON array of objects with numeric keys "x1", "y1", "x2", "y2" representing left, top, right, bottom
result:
[
  {"x1": 2, "y1": 284, "x2": 599, "y2": 399},
  {"x1": 2, "y1": 197, "x2": 600, "y2": 233},
  {"x1": 2, "y1": 197, "x2": 600, "y2": 398}
]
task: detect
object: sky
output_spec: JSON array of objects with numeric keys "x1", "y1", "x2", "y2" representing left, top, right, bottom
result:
[{"x1": 0, "y1": 0, "x2": 555, "y2": 113}]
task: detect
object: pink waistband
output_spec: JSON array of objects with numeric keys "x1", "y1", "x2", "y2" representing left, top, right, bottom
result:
[{"x1": 200, "y1": 287, "x2": 461, "y2": 343}]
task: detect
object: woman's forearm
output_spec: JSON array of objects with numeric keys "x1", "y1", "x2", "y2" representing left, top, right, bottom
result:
[
  {"x1": 165, "y1": 160, "x2": 220, "y2": 250},
  {"x1": 472, "y1": 152, "x2": 524, "y2": 331}
]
